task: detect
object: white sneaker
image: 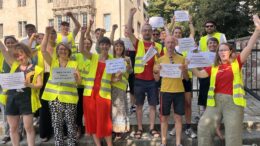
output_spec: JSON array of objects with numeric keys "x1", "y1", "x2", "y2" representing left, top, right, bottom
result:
[
  {"x1": 185, "y1": 128, "x2": 197, "y2": 138},
  {"x1": 169, "y1": 128, "x2": 176, "y2": 136}
]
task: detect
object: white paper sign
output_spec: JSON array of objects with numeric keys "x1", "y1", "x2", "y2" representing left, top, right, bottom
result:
[
  {"x1": 149, "y1": 17, "x2": 164, "y2": 28},
  {"x1": 142, "y1": 46, "x2": 158, "y2": 64},
  {"x1": 160, "y1": 64, "x2": 182, "y2": 78},
  {"x1": 52, "y1": 68, "x2": 75, "y2": 83},
  {"x1": 178, "y1": 38, "x2": 196, "y2": 52},
  {"x1": 187, "y1": 53, "x2": 212, "y2": 68},
  {"x1": 121, "y1": 38, "x2": 135, "y2": 51},
  {"x1": 174, "y1": 11, "x2": 189, "y2": 22},
  {"x1": 106, "y1": 58, "x2": 126, "y2": 74},
  {"x1": 0, "y1": 72, "x2": 25, "y2": 89},
  {"x1": 203, "y1": 52, "x2": 216, "y2": 65}
]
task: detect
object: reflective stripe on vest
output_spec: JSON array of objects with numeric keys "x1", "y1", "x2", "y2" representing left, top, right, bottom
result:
[
  {"x1": 72, "y1": 53, "x2": 90, "y2": 86},
  {"x1": 83, "y1": 54, "x2": 113, "y2": 100},
  {"x1": 56, "y1": 32, "x2": 77, "y2": 54},
  {"x1": 207, "y1": 59, "x2": 246, "y2": 107},
  {"x1": 42, "y1": 59, "x2": 78, "y2": 104},
  {"x1": 199, "y1": 32, "x2": 222, "y2": 52},
  {"x1": 134, "y1": 40, "x2": 162, "y2": 74}
]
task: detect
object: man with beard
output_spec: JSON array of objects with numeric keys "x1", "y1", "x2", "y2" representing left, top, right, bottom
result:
[{"x1": 127, "y1": 8, "x2": 163, "y2": 139}]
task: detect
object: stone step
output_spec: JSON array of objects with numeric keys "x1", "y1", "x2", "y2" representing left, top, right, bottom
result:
[{"x1": 1, "y1": 129, "x2": 259, "y2": 146}]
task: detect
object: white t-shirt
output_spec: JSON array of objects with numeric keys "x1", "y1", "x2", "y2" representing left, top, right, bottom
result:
[{"x1": 21, "y1": 37, "x2": 36, "y2": 49}]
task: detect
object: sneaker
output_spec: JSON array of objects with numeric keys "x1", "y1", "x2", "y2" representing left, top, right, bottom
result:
[
  {"x1": 169, "y1": 128, "x2": 176, "y2": 136},
  {"x1": 160, "y1": 144, "x2": 166, "y2": 146},
  {"x1": 177, "y1": 144, "x2": 183, "y2": 146},
  {"x1": 185, "y1": 128, "x2": 197, "y2": 138},
  {"x1": 130, "y1": 105, "x2": 136, "y2": 114},
  {"x1": 194, "y1": 116, "x2": 200, "y2": 123}
]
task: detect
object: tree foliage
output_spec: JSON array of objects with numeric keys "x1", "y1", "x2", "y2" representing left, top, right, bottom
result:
[{"x1": 147, "y1": 0, "x2": 259, "y2": 40}]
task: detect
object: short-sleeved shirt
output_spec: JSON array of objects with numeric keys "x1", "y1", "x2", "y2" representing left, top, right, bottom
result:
[
  {"x1": 157, "y1": 52, "x2": 185, "y2": 93},
  {"x1": 204, "y1": 55, "x2": 243, "y2": 95}
]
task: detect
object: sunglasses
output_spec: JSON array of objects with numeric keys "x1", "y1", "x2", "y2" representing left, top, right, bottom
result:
[
  {"x1": 153, "y1": 33, "x2": 160, "y2": 36},
  {"x1": 205, "y1": 25, "x2": 214, "y2": 28}
]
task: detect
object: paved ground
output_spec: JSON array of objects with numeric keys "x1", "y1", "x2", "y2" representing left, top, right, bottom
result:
[{"x1": 0, "y1": 87, "x2": 259, "y2": 145}]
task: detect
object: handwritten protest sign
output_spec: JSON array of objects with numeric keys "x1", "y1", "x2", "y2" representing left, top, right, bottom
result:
[
  {"x1": 187, "y1": 53, "x2": 212, "y2": 68},
  {"x1": 0, "y1": 72, "x2": 25, "y2": 89},
  {"x1": 160, "y1": 64, "x2": 182, "y2": 78},
  {"x1": 106, "y1": 58, "x2": 126, "y2": 74},
  {"x1": 174, "y1": 11, "x2": 189, "y2": 22},
  {"x1": 142, "y1": 46, "x2": 158, "y2": 64},
  {"x1": 52, "y1": 68, "x2": 75, "y2": 83},
  {"x1": 149, "y1": 17, "x2": 164, "y2": 28},
  {"x1": 178, "y1": 38, "x2": 196, "y2": 52}
]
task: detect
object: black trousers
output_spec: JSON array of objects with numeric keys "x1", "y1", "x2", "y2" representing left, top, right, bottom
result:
[
  {"x1": 39, "y1": 73, "x2": 53, "y2": 138},
  {"x1": 76, "y1": 88, "x2": 84, "y2": 132}
]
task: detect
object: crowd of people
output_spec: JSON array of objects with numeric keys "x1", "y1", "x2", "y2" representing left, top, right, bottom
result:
[{"x1": 0, "y1": 8, "x2": 260, "y2": 146}]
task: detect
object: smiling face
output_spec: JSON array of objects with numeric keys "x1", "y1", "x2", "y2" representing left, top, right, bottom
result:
[
  {"x1": 15, "y1": 50, "x2": 28, "y2": 64},
  {"x1": 57, "y1": 44, "x2": 70, "y2": 59},
  {"x1": 83, "y1": 39, "x2": 92, "y2": 52},
  {"x1": 173, "y1": 28, "x2": 182, "y2": 39},
  {"x1": 207, "y1": 40, "x2": 219, "y2": 52},
  {"x1": 61, "y1": 24, "x2": 70, "y2": 34},
  {"x1": 114, "y1": 43, "x2": 124, "y2": 57},
  {"x1": 5, "y1": 37, "x2": 17, "y2": 49},
  {"x1": 26, "y1": 26, "x2": 36, "y2": 37},
  {"x1": 100, "y1": 43, "x2": 110, "y2": 56}
]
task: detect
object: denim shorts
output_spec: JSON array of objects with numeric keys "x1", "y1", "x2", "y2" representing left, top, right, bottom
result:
[{"x1": 134, "y1": 79, "x2": 158, "y2": 106}]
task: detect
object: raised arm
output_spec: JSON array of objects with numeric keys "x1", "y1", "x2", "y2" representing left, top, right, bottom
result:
[
  {"x1": 110, "y1": 24, "x2": 118, "y2": 45},
  {"x1": 188, "y1": 16, "x2": 195, "y2": 38},
  {"x1": 40, "y1": 26, "x2": 53, "y2": 65},
  {"x1": 127, "y1": 8, "x2": 138, "y2": 45},
  {"x1": 79, "y1": 26, "x2": 92, "y2": 59},
  {"x1": 0, "y1": 41, "x2": 15, "y2": 67},
  {"x1": 240, "y1": 15, "x2": 260, "y2": 63},
  {"x1": 168, "y1": 16, "x2": 175, "y2": 34},
  {"x1": 28, "y1": 33, "x2": 36, "y2": 49},
  {"x1": 66, "y1": 12, "x2": 81, "y2": 38},
  {"x1": 85, "y1": 19, "x2": 94, "y2": 41}
]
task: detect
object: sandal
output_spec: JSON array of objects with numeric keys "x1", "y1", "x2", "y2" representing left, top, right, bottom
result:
[
  {"x1": 134, "y1": 130, "x2": 143, "y2": 139},
  {"x1": 150, "y1": 129, "x2": 160, "y2": 138}
]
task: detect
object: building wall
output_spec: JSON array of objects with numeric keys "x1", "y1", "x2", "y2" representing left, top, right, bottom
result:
[{"x1": 0, "y1": 0, "x2": 145, "y2": 42}]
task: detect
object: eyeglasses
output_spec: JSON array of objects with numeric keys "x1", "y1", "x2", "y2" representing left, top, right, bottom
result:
[
  {"x1": 218, "y1": 49, "x2": 230, "y2": 52},
  {"x1": 205, "y1": 25, "x2": 214, "y2": 28},
  {"x1": 153, "y1": 33, "x2": 160, "y2": 36}
]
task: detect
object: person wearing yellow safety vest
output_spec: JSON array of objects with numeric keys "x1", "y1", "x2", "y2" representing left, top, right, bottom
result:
[
  {"x1": 0, "y1": 36, "x2": 21, "y2": 144},
  {"x1": 79, "y1": 25, "x2": 114, "y2": 146},
  {"x1": 56, "y1": 12, "x2": 81, "y2": 55},
  {"x1": 34, "y1": 28, "x2": 57, "y2": 142},
  {"x1": 199, "y1": 20, "x2": 227, "y2": 52},
  {"x1": 71, "y1": 25, "x2": 92, "y2": 139},
  {"x1": 169, "y1": 16, "x2": 197, "y2": 139},
  {"x1": 190, "y1": 15, "x2": 260, "y2": 146},
  {"x1": 111, "y1": 39, "x2": 132, "y2": 139},
  {"x1": 127, "y1": 8, "x2": 163, "y2": 139},
  {"x1": 0, "y1": 42, "x2": 43, "y2": 146},
  {"x1": 41, "y1": 26, "x2": 81, "y2": 146}
]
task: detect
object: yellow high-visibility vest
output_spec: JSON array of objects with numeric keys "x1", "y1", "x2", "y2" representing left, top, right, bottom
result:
[
  {"x1": 112, "y1": 60, "x2": 129, "y2": 91},
  {"x1": 207, "y1": 59, "x2": 246, "y2": 107},
  {"x1": 0, "y1": 61, "x2": 43, "y2": 112},
  {"x1": 56, "y1": 32, "x2": 77, "y2": 54},
  {"x1": 134, "y1": 40, "x2": 162, "y2": 74},
  {"x1": 71, "y1": 53, "x2": 90, "y2": 87},
  {"x1": 0, "y1": 52, "x2": 6, "y2": 105},
  {"x1": 83, "y1": 54, "x2": 113, "y2": 100},
  {"x1": 42, "y1": 59, "x2": 79, "y2": 104},
  {"x1": 199, "y1": 32, "x2": 222, "y2": 52}
]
